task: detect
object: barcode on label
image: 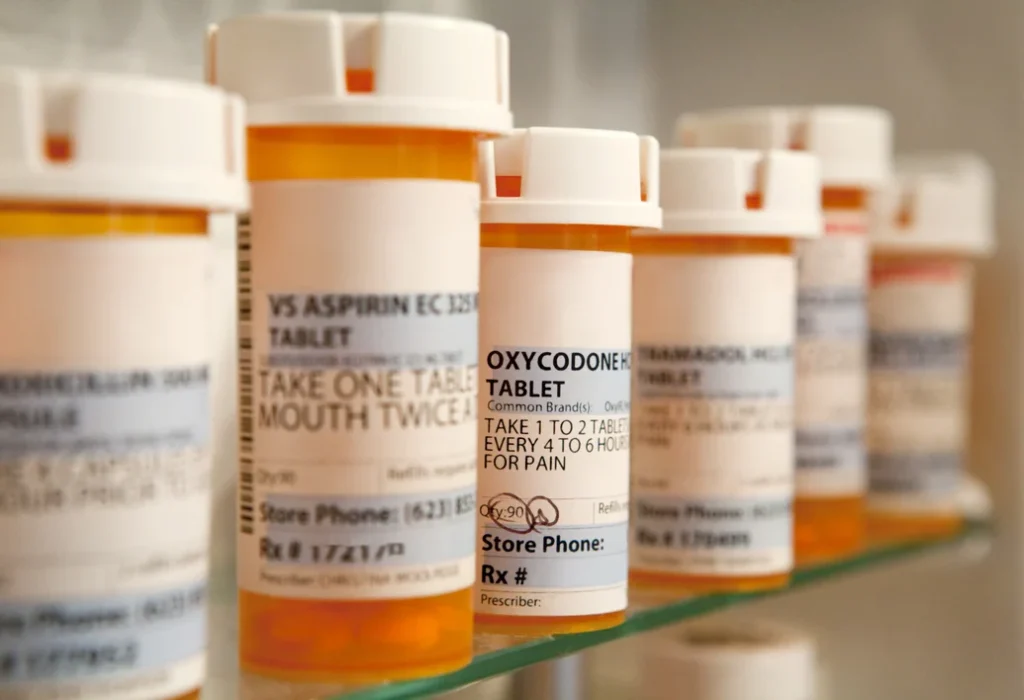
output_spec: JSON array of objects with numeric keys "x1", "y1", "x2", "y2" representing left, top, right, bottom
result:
[{"x1": 237, "y1": 213, "x2": 255, "y2": 536}]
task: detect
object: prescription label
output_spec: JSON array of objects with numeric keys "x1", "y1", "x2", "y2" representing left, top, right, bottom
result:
[
  {"x1": 632, "y1": 254, "x2": 795, "y2": 576},
  {"x1": 239, "y1": 181, "x2": 479, "y2": 600},
  {"x1": 795, "y1": 209, "x2": 869, "y2": 497},
  {"x1": 476, "y1": 248, "x2": 630, "y2": 617},
  {"x1": 868, "y1": 259, "x2": 972, "y2": 513},
  {"x1": 0, "y1": 238, "x2": 211, "y2": 700}
]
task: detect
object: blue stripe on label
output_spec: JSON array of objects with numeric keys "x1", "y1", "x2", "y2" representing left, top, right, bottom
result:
[
  {"x1": 631, "y1": 496, "x2": 792, "y2": 551},
  {"x1": 798, "y1": 287, "x2": 866, "y2": 338},
  {"x1": 869, "y1": 452, "x2": 960, "y2": 495},
  {"x1": 0, "y1": 581, "x2": 205, "y2": 683},
  {"x1": 870, "y1": 332, "x2": 966, "y2": 371},
  {"x1": 0, "y1": 368, "x2": 209, "y2": 458},
  {"x1": 796, "y1": 427, "x2": 864, "y2": 472},
  {"x1": 264, "y1": 292, "x2": 477, "y2": 371},
  {"x1": 636, "y1": 345, "x2": 793, "y2": 400},
  {"x1": 261, "y1": 488, "x2": 476, "y2": 567},
  {"x1": 478, "y1": 522, "x2": 627, "y2": 589},
  {"x1": 482, "y1": 347, "x2": 631, "y2": 416}
]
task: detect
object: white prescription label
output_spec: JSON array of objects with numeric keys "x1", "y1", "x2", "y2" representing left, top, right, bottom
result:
[
  {"x1": 795, "y1": 209, "x2": 869, "y2": 497},
  {"x1": 868, "y1": 259, "x2": 972, "y2": 514},
  {"x1": 239, "y1": 181, "x2": 479, "y2": 600},
  {"x1": 631, "y1": 254, "x2": 795, "y2": 577},
  {"x1": 476, "y1": 248, "x2": 630, "y2": 618},
  {"x1": 0, "y1": 237, "x2": 211, "y2": 700}
]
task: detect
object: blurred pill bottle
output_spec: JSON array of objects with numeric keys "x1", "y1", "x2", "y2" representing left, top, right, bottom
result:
[
  {"x1": 866, "y1": 153, "x2": 994, "y2": 542},
  {"x1": 643, "y1": 620, "x2": 817, "y2": 700},
  {"x1": 677, "y1": 107, "x2": 892, "y2": 563},
  {"x1": 0, "y1": 68, "x2": 246, "y2": 700},
  {"x1": 476, "y1": 127, "x2": 660, "y2": 635},
  {"x1": 630, "y1": 148, "x2": 820, "y2": 594},
  {"x1": 208, "y1": 11, "x2": 511, "y2": 683}
]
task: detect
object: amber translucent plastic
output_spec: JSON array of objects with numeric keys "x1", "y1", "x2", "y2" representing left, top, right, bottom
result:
[
  {"x1": 629, "y1": 233, "x2": 793, "y2": 594},
  {"x1": 0, "y1": 203, "x2": 207, "y2": 237},
  {"x1": 0, "y1": 202, "x2": 205, "y2": 700},
  {"x1": 866, "y1": 251, "x2": 968, "y2": 545},
  {"x1": 793, "y1": 186, "x2": 868, "y2": 565},
  {"x1": 242, "y1": 124, "x2": 479, "y2": 682}
]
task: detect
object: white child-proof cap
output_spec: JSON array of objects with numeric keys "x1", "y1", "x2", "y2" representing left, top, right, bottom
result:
[
  {"x1": 0, "y1": 67, "x2": 247, "y2": 210},
  {"x1": 652, "y1": 148, "x2": 821, "y2": 237},
  {"x1": 644, "y1": 621, "x2": 816, "y2": 700},
  {"x1": 871, "y1": 152, "x2": 994, "y2": 256},
  {"x1": 207, "y1": 11, "x2": 512, "y2": 134},
  {"x1": 677, "y1": 106, "x2": 893, "y2": 188},
  {"x1": 479, "y1": 127, "x2": 662, "y2": 229}
]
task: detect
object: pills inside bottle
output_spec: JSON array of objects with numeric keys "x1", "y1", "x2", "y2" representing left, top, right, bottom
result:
[{"x1": 208, "y1": 11, "x2": 511, "y2": 682}]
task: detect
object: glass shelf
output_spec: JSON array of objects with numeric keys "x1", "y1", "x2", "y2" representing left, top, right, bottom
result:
[{"x1": 221, "y1": 523, "x2": 988, "y2": 700}]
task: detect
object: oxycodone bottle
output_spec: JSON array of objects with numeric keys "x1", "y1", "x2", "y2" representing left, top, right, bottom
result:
[{"x1": 476, "y1": 127, "x2": 660, "y2": 634}]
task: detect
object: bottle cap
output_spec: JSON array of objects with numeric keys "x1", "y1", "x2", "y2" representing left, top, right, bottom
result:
[
  {"x1": 871, "y1": 152, "x2": 994, "y2": 256},
  {"x1": 207, "y1": 11, "x2": 512, "y2": 134},
  {"x1": 676, "y1": 106, "x2": 892, "y2": 188},
  {"x1": 651, "y1": 148, "x2": 821, "y2": 237},
  {"x1": 958, "y1": 474, "x2": 993, "y2": 522},
  {"x1": 479, "y1": 126, "x2": 662, "y2": 228},
  {"x1": 644, "y1": 621, "x2": 816, "y2": 700},
  {"x1": 0, "y1": 68, "x2": 247, "y2": 210}
]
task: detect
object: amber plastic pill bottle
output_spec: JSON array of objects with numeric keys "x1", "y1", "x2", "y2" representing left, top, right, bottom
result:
[
  {"x1": 476, "y1": 127, "x2": 660, "y2": 634},
  {"x1": 630, "y1": 148, "x2": 820, "y2": 594},
  {"x1": 0, "y1": 68, "x2": 246, "y2": 700},
  {"x1": 208, "y1": 11, "x2": 511, "y2": 683},
  {"x1": 867, "y1": 154, "x2": 994, "y2": 542}
]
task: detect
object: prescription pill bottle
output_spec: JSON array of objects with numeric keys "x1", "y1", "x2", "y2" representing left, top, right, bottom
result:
[
  {"x1": 630, "y1": 149, "x2": 820, "y2": 594},
  {"x1": 678, "y1": 107, "x2": 892, "y2": 563},
  {"x1": 208, "y1": 12, "x2": 511, "y2": 682},
  {"x1": 643, "y1": 620, "x2": 816, "y2": 700},
  {"x1": 0, "y1": 69, "x2": 245, "y2": 700},
  {"x1": 475, "y1": 128, "x2": 660, "y2": 634},
  {"x1": 866, "y1": 153, "x2": 994, "y2": 542}
]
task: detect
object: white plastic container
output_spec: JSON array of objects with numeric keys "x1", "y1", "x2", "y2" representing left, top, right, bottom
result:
[{"x1": 644, "y1": 620, "x2": 817, "y2": 700}]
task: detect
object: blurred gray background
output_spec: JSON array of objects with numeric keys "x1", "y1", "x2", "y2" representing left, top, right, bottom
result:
[{"x1": 2, "y1": 1, "x2": 1019, "y2": 698}]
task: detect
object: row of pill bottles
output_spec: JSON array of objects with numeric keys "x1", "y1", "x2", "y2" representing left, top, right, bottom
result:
[
  {"x1": 203, "y1": 11, "x2": 804, "y2": 683},
  {"x1": 0, "y1": 39, "x2": 989, "y2": 699},
  {"x1": 676, "y1": 108, "x2": 992, "y2": 552},
  {"x1": 207, "y1": 8, "x2": 813, "y2": 679}
]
